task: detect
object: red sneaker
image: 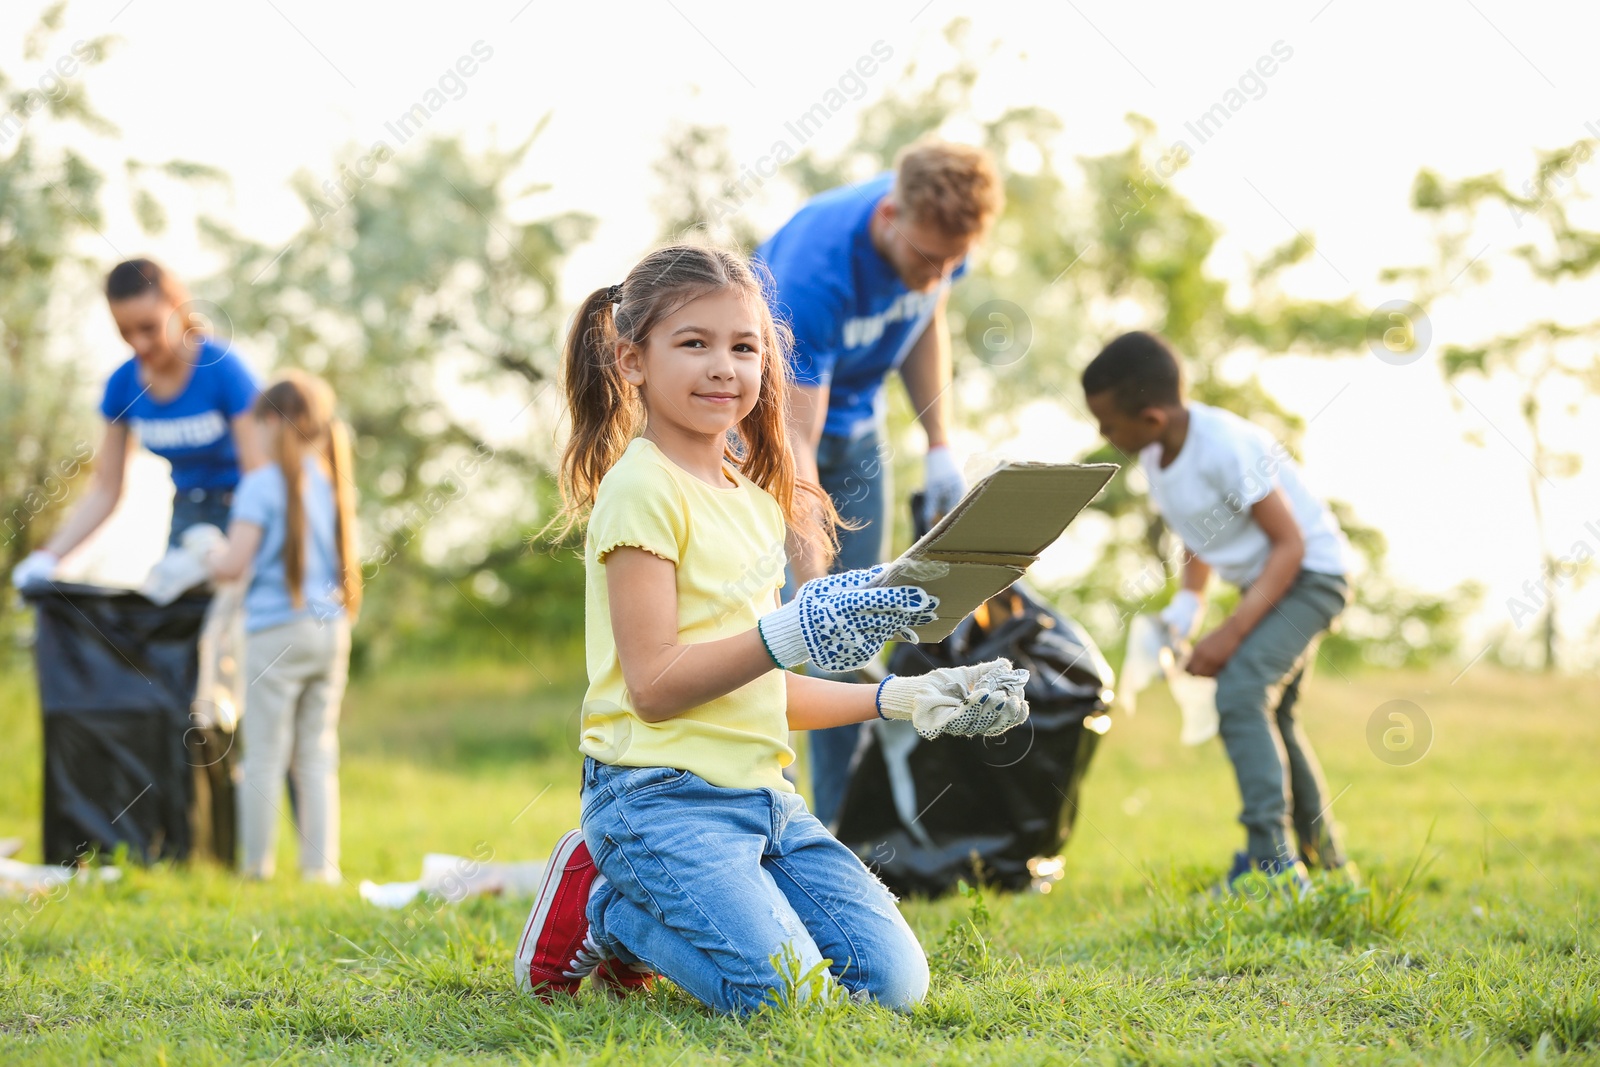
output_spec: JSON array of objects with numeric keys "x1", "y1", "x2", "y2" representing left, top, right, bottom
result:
[
  {"x1": 514, "y1": 829, "x2": 604, "y2": 998},
  {"x1": 593, "y1": 956, "x2": 657, "y2": 996}
]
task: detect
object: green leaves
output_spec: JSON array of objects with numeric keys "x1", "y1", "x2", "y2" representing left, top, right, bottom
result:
[{"x1": 194, "y1": 136, "x2": 596, "y2": 664}]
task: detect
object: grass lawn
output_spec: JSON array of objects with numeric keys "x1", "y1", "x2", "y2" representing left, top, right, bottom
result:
[{"x1": 1, "y1": 657, "x2": 1597, "y2": 1064}]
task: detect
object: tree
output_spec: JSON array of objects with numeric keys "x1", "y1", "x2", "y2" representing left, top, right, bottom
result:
[
  {"x1": 649, "y1": 19, "x2": 1476, "y2": 664},
  {"x1": 196, "y1": 131, "x2": 595, "y2": 665},
  {"x1": 0, "y1": 3, "x2": 115, "y2": 645},
  {"x1": 651, "y1": 122, "x2": 763, "y2": 250},
  {"x1": 1391, "y1": 139, "x2": 1600, "y2": 670}
]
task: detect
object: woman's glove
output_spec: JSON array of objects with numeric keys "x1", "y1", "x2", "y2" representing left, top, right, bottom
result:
[
  {"x1": 875, "y1": 656, "x2": 1031, "y2": 740},
  {"x1": 758, "y1": 565, "x2": 938, "y2": 673},
  {"x1": 10, "y1": 550, "x2": 59, "y2": 590}
]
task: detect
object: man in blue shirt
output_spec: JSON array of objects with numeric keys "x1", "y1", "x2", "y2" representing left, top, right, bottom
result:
[{"x1": 755, "y1": 141, "x2": 1004, "y2": 826}]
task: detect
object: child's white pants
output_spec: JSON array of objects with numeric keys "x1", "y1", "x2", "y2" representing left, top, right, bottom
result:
[{"x1": 238, "y1": 615, "x2": 349, "y2": 881}]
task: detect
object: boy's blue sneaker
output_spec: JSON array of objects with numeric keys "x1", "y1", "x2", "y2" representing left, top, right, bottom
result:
[{"x1": 1222, "y1": 851, "x2": 1313, "y2": 900}]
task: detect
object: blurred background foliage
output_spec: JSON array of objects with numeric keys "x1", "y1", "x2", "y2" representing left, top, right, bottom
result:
[{"x1": 6, "y1": 11, "x2": 1541, "y2": 677}]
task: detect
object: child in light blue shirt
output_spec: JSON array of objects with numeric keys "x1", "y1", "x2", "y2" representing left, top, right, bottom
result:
[
  {"x1": 207, "y1": 371, "x2": 361, "y2": 882},
  {"x1": 231, "y1": 455, "x2": 344, "y2": 632}
]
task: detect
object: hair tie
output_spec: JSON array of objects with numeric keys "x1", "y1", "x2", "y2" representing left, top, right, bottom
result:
[{"x1": 605, "y1": 284, "x2": 624, "y2": 305}]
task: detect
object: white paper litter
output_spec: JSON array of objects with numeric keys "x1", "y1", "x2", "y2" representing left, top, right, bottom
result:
[
  {"x1": 359, "y1": 880, "x2": 422, "y2": 909},
  {"x1": 359, "y1": 853, "x2": 548, "y2": 909},
  {"x1": 1116, "y1": 614, "x2": 1167, "y2": 716},
  {"x1": 0, "y1": 856, "x2": 123, "y2": 897},
  {"x1": 1118, "y1": 613, "x2": 1219, "y2": 746}
]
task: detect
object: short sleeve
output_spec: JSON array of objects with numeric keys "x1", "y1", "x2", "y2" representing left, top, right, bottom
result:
[
  {"x1": 781, "y1": 287, "x2": 846, "y2": 387},
  {"x1": 99, "y1": 362, "x2": 135, "y2": 422},
  {"x1": 756, "y1": 248, "x2": 846, "y2": 388},
  {"x1": 1204, "y1": 419, "x2": 1278, "y2": 510},
  {"x1": 214, "y1": 348, "x2": 262, "y2": 418},
  {"x1": 588, "y1": 454, "x2": 687, "y2": 565},
  {"x1": 230, "y1": 467, "x2": 281, "y2": 529}
]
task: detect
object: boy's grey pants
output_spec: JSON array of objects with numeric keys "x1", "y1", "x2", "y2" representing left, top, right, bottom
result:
[
  {"x1": 1214, "y1": 568, "x2": 1349, "y2": 869},
  {"x1": 239, "y1": 616, "x2": 349, "y2": 881}
]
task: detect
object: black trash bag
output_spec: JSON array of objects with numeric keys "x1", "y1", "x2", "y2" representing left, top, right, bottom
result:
[
  {"x1": 23, "y1": 581, "x2": 233, "y2": 866},
  {"x1": 832, "y1": 582, "x2": 1116, "y2": 898}
]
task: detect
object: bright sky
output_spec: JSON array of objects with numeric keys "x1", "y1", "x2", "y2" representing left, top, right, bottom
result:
[{"x1": 8, "y1": 0, "x2": 1600, "y2": 663}]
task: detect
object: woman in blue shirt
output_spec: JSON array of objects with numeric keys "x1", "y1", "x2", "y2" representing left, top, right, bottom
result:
[{"x1": 11, "y1": 258, "x2": 263, "y2": 586}]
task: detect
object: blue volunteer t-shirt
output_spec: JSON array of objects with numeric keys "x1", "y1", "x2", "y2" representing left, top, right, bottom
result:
[
  {"x1": 99, "y1": 338, "x2": 260, "y2": 492},
  {"x1": 230, "y1": 458, "x2": 346, "y2": 633},
  {"x1": 754, "y1": 172, "x2": 966, "y2": 439}
]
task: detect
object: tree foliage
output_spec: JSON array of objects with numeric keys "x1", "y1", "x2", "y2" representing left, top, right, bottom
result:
[
  {"x1": 0, "y1": 4, "x2": 116, "y2": 644},
  {"x1": 3, "y1": 9, "x2": 1495, "y2": 672},
  {"x1": 649, "y1": 19, "x2": 1476, "y2": 666},
  {"x1": 1391, "y1": 138, "x2": 1600, "y2": 669},
  {"x1": 196, "y1": 133, "x2": 595, "y2": 665}
]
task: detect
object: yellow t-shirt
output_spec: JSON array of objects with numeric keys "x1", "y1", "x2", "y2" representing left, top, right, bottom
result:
[{"x1": 578, "y1": 437, "x2": 795, "y2": 792}]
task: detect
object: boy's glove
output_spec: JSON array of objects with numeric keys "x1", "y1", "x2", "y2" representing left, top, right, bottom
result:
[
  {"x1": 876, "y1": 656, "x2": 1031, "y2": 740},
  {"x1": 921, "y1": 445, "x2": 966, "y2": 527},
  {"x1": 758, "y1": 565, "x2": 938, "y2": 673},
  {"x1": 1161, "y1": 589, "x2": 1203, "y2": 641}
]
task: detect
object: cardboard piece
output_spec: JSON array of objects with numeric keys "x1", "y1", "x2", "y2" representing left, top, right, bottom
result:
[{"x1": 873, "y1": 461, "x2": 1119, "y2": 641}]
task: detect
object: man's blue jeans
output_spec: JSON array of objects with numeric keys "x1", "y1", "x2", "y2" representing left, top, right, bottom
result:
[
  {"x1": 580, "y1": 756, "x2": 928, "y2": 1015},
  {"x1": 792, "y1": 426, "x2": 892, "y2": 828}
]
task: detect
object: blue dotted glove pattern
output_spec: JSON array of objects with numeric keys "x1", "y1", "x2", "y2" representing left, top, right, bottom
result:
[
  {"x1": 804, "y1": 564, "x2": 886, "y2": 597},
  {"x1": 795, "y1": 568, "x2": 937, "y2": 673}
]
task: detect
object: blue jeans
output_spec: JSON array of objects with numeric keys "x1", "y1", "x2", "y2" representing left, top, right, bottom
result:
[
  {"x1": 169, "y1": 487, "x2": 234, "y2": 548},
  {"x1": 1214, "y1": 569, "x2": 1350, "y2": 868},
  {"x1": 580, "y1": 756, "x2": 928, "y2": 1015},
  {"x1": 790, "y1": 426, "x2": 892, "y2": 827}
]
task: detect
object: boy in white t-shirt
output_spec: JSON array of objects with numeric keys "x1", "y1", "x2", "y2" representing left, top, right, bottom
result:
[{"x1": 1083, "y1": 331, "x2": 1355, "y2": 891}]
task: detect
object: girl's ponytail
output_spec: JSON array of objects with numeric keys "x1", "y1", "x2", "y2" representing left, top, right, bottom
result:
[
  {"x1": 550, "y1": 287, "x2": 643, "y2": 542},
  {"x1": 327, "y1": 414, "x2": 363, "y2": 618},
  {"x1": 255, "y1": 371, "x2": 359, "y2": 616},
  {"x1": 278, "y1": 406, "x2": 308, "y2": 611}
]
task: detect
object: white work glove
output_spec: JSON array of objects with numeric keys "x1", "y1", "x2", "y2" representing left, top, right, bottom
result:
[
  {"x1": 140, "y1": 523, "x2": 225, "y2": 606},
  {"x1": 921, "y1": 445, "x2": 966, "y2": 528},
  {"x1": 1160, "y1": 589, "x2": 1203, "y2": 642},
  {"x1": 758, "y1": 565, "x2": 938, "y2": 673},
  {"x1": 11, "y1": 550, "x2": 59, "y2": 590},
  {"x1": 875, "y1": 656, "x2": 1031, "y2": 740}
]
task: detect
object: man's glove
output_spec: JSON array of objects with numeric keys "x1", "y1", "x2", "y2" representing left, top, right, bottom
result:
[
  {"x1": 758, "y1": 565, "x2": 938, "y2": 673},
  {"x1": 1160, "y1": 589, "x2": 1203, "y2": 642},
  {"x1": 875, "y1": 656, "x2": 1031, "y2": 740},
  {"x1": 921, "y1": 446, "x2": 966, "y2": 528},
  {"x1": 10, "y1": 550, "x2": 59, "y2": 590}
]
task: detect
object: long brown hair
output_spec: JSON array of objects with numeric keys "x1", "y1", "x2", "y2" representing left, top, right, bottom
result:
[
  {"x1": 254, "y1": 371, "x2": 363, "y2": 618},
  {"x1": 552, "y1": 244, "x2": 840, "y2": 563}
]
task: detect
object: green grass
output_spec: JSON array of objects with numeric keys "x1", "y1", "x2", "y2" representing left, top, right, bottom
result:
[{"x1": 2, "y1": 658, "x2": 1597, "y2": 1064}]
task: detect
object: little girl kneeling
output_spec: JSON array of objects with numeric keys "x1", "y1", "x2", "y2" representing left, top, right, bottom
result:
[{"x1": 515, "y1": 246, "x2": 1029, "y2": 1013}]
